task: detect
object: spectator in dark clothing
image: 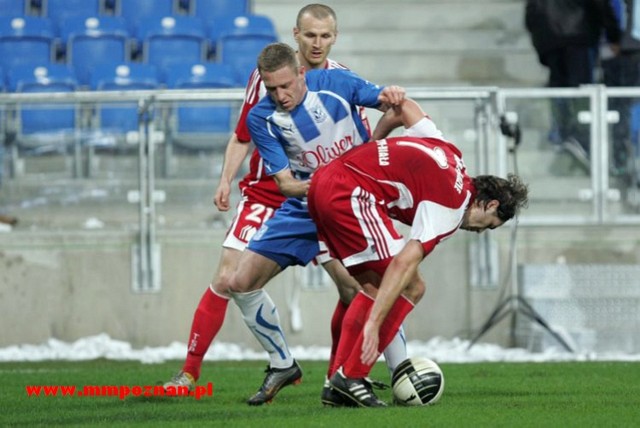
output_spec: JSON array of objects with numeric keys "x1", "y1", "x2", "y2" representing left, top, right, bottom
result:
[
  {"x1": 601, "y1": 0, "x2": 640, "y2": 178},
  {"x1": 525, "y1": 0, "x2": 622, "y2": 169}
]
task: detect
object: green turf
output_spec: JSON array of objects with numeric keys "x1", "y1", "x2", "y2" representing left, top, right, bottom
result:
[{"x1": 2, "y1": 360, "x2": 639, "y2": 427}]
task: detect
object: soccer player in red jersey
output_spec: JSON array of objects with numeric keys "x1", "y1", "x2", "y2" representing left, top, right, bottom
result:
[{"x1": 308, "y1": 99, "x2": 529, "y2": 406}]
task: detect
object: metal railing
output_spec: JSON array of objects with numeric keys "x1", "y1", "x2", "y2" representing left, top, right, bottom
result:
[
  {"x1": 2, "y1": 86, "x2": 639, "y2": 292},
  {"x1": 496, "y1": 85, "x2": 640, "y2": 226}
]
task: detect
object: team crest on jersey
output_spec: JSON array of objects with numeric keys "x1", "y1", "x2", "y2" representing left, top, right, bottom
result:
[{"x1": 311, "y1": 106, "x2": 327, "y2": 123}]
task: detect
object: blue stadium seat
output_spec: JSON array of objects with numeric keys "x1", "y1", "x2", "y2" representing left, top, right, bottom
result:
[
  {"x1": 214, "y1": 15, "x2": 278, "y2": 84},
  {"x1": 137, "y1": 16, "x2": 207, "y2": 71},
  {"x1": 59, "y1": 16, "x2": 131, "y2": 86},
  {"x1": 165, "y1": 63, "x2": 237, "y2": 148},
  {"x1": 85, "y1": 62, "x2": 161, "y2": 177},
  {"x1": 210, "y1": 13, "x2": 276, "y2": 48},
  {"x1": 630, "y1": 102, "x2": 640, "y2": 154},
  {"x1": 117, "y1": 0, "x2": 176, "y2": 32},
  {"x1": 90, "y1": 63, "x2": 159, "y2": 91},
  {"x1": 0, "y1": 0, "x2": 27, "y2": 17},
  {"x1": 0, "y1": 66, "x2": 4, "y2": 143},
  {"x1": 44, "y1": 0, "x2": 102, "y2": 25},
  {"x1": 6, "y1": 63, "x2": 81, "y2": 176},
  {"x1": 191, "y1": 0, "x2": 250, "y2": 22},
  {"x1": 0, "y1": 17, "x2": 55, "y2": 71},
  {"x1": 163, "y1": 62, "x2": 237, "y2": 88},
  {"x1": 89, "y1": 63, "x2": 159, "y2": 134},
  {"x1": 8, "y1": 63, "x2": 77, "y2": 134}
]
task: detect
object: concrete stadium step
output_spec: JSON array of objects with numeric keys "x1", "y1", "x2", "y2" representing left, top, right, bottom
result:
[
  {"x1": 256, "y1": 0, "x2": 543, "y2": 86},
  {"x1": 332, "y1": 51, "x2": 543, "y2": 86},
  {"x1": 0, "y1": 177, "x2": 239, "y2": 230},
  {"x1": 258, "y1": 0, "x2": 527, "y2": 31}
]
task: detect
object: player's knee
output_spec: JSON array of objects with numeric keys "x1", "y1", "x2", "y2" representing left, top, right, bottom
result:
[
  {"x1": 210, "y1": 276, "x2": 232, "y2": 297},
  {"x1": 226, "y1": 272, "x2": 260, "y2": 294},
  {"x1": 226, "y1": 276, "x2": 244, "y2": 294}
]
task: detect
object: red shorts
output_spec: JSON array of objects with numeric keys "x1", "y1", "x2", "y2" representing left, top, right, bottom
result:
[
  {"x1": 222, "y1": 196, "x2": 278, "y2": 251},
  {"x1": 222, "y1": 166, "x2": 285, "y2": 250},
  {"x1": 308, "y1": 162, "x2": 405, "y2": 276}
]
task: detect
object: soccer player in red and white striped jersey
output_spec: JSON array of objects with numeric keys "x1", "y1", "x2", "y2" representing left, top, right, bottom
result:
[{"x1": 308, "y1": 99, "x2": 529, "y2": 407}]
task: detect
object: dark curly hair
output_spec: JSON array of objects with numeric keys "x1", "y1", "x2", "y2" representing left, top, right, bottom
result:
[{"x1": 472, "y1": 173, "x2": 529, "y2": 221}]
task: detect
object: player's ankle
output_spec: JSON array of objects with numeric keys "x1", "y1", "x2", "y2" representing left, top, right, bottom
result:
[{"x1": 182, "y1": 368, "x2": 199, "y2": 382}]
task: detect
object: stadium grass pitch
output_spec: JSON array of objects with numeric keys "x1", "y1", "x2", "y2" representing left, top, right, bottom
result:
[{"x1": 2, "y1": 359, "x2": 639, "y2": 427}]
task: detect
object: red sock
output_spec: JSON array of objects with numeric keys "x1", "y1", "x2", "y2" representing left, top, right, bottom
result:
[
  {"x1": 343, "y1": 295, "x2": 414, "y2": 378},
  {"x1": 182, "y1": 287, "x2": 229, "y2": 381},
  {"x1": 327, "y1": 300, "x2": 349, "y2": 378},
  {"x1": 330, "y1": 292, "x2": 374, "y2": 377}
]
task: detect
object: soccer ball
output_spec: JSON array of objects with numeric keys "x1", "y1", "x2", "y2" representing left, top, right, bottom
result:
[{"x1": 391, "y1": 357, "x2": 444, "y2": 406}]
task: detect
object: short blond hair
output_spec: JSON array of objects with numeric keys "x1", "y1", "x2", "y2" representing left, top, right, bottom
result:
[{"x1": 257, "y1": 42, "x2": 300, "y2": 74}]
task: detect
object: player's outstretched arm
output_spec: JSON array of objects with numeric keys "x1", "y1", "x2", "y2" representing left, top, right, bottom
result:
[
  {"x1": 370, "y1": 104, "x2": 403, "y2": 140},
  {"x1": 370, "y1": 98, "x2": 427, "y2": 140},
  {"x1": 213, "y1": 133, "x2": 252, "y2": 211},
  {"x1": 273, "y1": 169, "x2": 310, "y2": 198}
]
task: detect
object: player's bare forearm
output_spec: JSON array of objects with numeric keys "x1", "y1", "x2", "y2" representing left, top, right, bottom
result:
[
  {"x1": 368, "y1": 252, "x2": 420, "y2": 329},
  {"x1": 361, "y1": 241, "x2": 424, "y2": 365},
  {"x1": 371, "y1": 98, "x2": 427, "y2": 140},
  {"x1": 399, "y1": 98, "x2": 427, "y2": 128},
  {"x1": 219, "y1": 133, "x2": 251, "y2": 184},
  {"x1": 371, "y1": 107, "x2": 403, "y2": 140},
  {"x1": 273, "y1": 170, "x2": 310, "y2": 198},
  {"x1": 213, "y1": 133, "x2": 251, "y2": 210}
]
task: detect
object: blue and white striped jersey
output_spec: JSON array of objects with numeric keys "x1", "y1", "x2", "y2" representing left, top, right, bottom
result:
[{"x1": 247, "y1": 68, "x2": 383, "y2": 180}]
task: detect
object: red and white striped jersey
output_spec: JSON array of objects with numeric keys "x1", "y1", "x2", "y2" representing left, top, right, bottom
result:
[{"x1": 334, "y1": 118, "x2": 476, "y2": 257}]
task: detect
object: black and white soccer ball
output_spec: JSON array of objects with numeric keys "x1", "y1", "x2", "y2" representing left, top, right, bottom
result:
[{"x1": 391, "y1": 357, "x2": 444, "y2": 406}]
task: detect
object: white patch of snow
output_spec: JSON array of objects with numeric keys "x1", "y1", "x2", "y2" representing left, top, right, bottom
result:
[{"x1": 1, "y1": 334, "x2": 638, "y2": 364}]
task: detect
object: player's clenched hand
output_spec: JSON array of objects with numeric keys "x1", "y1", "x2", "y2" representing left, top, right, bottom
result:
[
  {"x1": 361, "y1": 319, "x2": 381, "y2": 366},
  {"x1": 214, "y1": 182, "x2": 231, "y2": 211},
  {"x1": 378, "y1": 85, "x2": 406, "y2": 107}
]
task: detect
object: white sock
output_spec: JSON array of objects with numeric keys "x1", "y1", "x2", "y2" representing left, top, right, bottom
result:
[
  {"x1": 232, "y1": 289, "x2": 294, "y2": 369},
  {"x1": 383, "y1": 324, "x2": 407, "y2": 374}
]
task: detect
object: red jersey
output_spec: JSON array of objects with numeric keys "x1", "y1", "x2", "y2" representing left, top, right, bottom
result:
[
  {"x1": 234, "y1": 58, "x2": 371, "y2": 207},
  {"x1": 308, "y1": 117, "x2": 476, "y2": 273},
  {"x1": 337, "y1": 135, "x2": 474, "y2": 255}
]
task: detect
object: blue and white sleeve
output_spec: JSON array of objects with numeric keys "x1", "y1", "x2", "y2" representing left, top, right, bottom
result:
[
  {"x1": 247, "y1": 110, "x2": 291, "y2": 176},
  {"x1": 341, "y1": 69, "x2": 384, "y2": 108}
]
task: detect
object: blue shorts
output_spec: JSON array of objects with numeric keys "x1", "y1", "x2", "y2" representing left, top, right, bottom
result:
[{"x1": 247, "y1": 198, "x2": 320, "y2": 269}]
